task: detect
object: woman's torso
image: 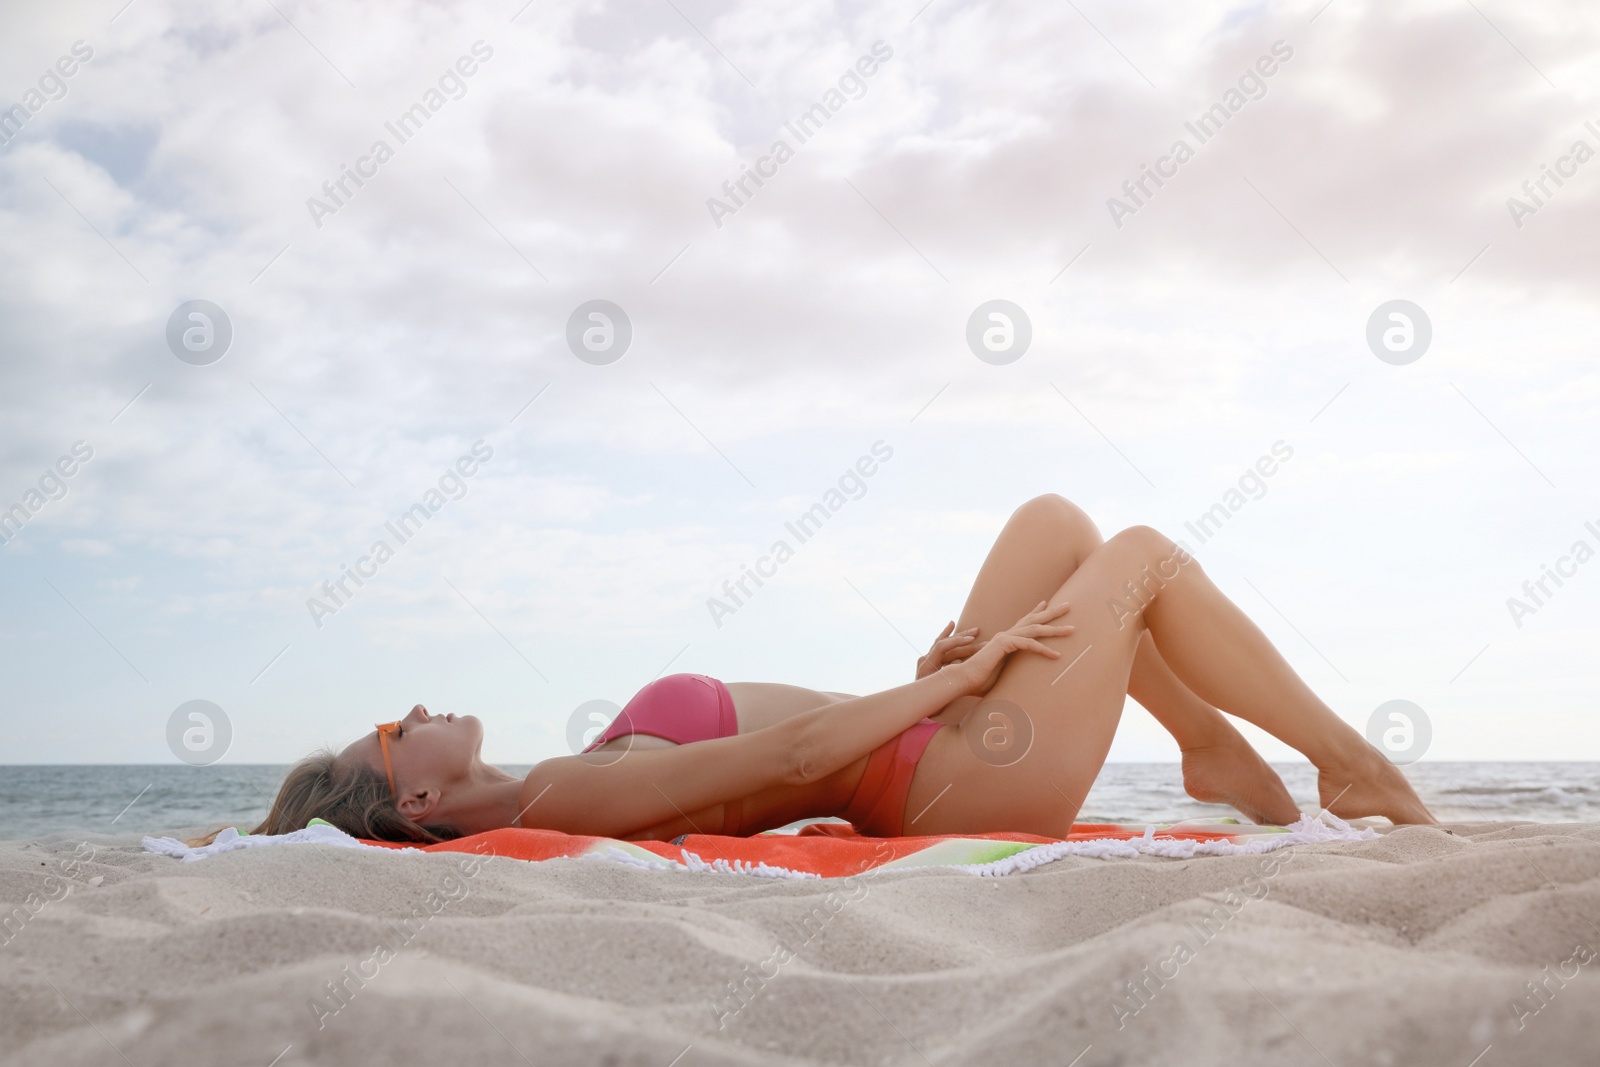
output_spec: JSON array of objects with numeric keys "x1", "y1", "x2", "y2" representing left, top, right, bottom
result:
[{"x1": 590, "y1": 682, "x2": 866, "y2": 841}]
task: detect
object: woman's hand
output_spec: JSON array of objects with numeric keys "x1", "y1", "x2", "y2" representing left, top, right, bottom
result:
[
  {"x1": 943, "y1": 601, "x2": 1074, "y2": 697},
  {"x1": 916, "y1": 621, "x2": 982, "y2": 680}
]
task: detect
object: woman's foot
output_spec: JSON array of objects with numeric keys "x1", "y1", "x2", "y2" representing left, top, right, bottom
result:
[
  {"x1": 1317, "y1": 744, "x2": 1437, "y2": 825},
  {"x1": 1181, "y1": 734, "x2": 1301, "y2": 826}
]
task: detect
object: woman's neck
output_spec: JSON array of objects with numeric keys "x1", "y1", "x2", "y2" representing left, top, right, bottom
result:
[{"x1": 440, "y1": 763, "x2": 527, "y2": 836}]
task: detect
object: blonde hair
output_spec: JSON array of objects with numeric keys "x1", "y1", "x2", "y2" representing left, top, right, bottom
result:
[{"x1": 185, "y1": 749, "x2": 463, "y2": 847}]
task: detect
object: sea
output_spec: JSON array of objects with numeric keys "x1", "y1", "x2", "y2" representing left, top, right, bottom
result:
[{"x1": 2, "y1": 762, "x2": 1597, "y2": 841}]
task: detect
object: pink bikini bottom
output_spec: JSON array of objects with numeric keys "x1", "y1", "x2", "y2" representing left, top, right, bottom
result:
[{"x1": 839, "y1": 718, "x2": 945, "y2": 838}]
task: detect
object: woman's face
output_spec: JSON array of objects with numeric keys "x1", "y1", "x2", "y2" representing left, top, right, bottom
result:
[{"x1": 347, "y1": 704, "x2": 484, "y2": 800}]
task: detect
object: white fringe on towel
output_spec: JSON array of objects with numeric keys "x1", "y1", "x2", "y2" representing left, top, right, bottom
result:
[
  {"x1": 677, "y1": 849, "x2": 820, "y2": 880},
  {"x1": 950, "y1": 813, "x2": 1380, "y2": 878},
  {"x1": 142, "y1": 824, "x2": 418, "y2": 862}
]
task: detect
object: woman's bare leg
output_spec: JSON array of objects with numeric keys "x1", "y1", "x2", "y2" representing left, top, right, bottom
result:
[
  {"x1": 1126, "y1": 632, "x2": 1300, "y2": 824},
  {"x1": 944, "y1": 495, "x2": 1298, "y2": 823},
  {"x1": 907, "y1": 524, "x2": 1434, "y2": 837}
]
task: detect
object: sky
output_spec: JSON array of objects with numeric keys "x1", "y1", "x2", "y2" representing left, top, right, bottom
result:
[{"x1": 1, "y1": 0, "x2": 1598, "y2": 768}]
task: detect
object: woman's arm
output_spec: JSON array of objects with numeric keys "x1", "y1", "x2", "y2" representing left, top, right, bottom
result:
[
  {"x1": 518, "y1": 720, "x2": 810, "y2": 838},
  {"x1": 788, "y1": 669, "x2": 970, "y2": 778},
  {"x1": 791, "y1": 600, "x2": 1073, "y2": 781}
]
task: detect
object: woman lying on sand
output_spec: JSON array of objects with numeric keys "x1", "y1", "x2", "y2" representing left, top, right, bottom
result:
[{"x1": 234, "y1": 494, "x2": 1434, "y2": 846}]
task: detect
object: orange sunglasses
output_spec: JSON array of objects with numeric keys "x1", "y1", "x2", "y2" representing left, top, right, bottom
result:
[{"x1": 374, "y1": 720, "x2": 401, "y2": 797}]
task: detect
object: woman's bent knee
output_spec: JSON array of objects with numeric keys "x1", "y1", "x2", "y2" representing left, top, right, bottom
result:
[
  {"x1": 1012, "y1": 493, "x2": 1102, "y2": 544},
  {"x1": 1105, "y1": 524, "x2": 1179, "y2": 561},
  {"x1": 1106, "y1": 526, "x2": 1196, "y2": 580},
  {"x1": 1091, "y1": 526, "x2": 1196, "y2": 625}
]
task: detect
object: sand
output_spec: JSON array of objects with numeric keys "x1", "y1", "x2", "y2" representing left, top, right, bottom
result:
[{"x1": 3, "y1": 822, "x2": 1599, "y2": 1066}]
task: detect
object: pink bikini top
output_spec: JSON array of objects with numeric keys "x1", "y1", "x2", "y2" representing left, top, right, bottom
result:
[{"x1": 581, "y1": 673, "x2": 737, "y2": 752}]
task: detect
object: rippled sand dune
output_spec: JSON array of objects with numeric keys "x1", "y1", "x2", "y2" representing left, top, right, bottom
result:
[{"x1": 3, "y1": 823, "x2": 1599, "y2": 1066}]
